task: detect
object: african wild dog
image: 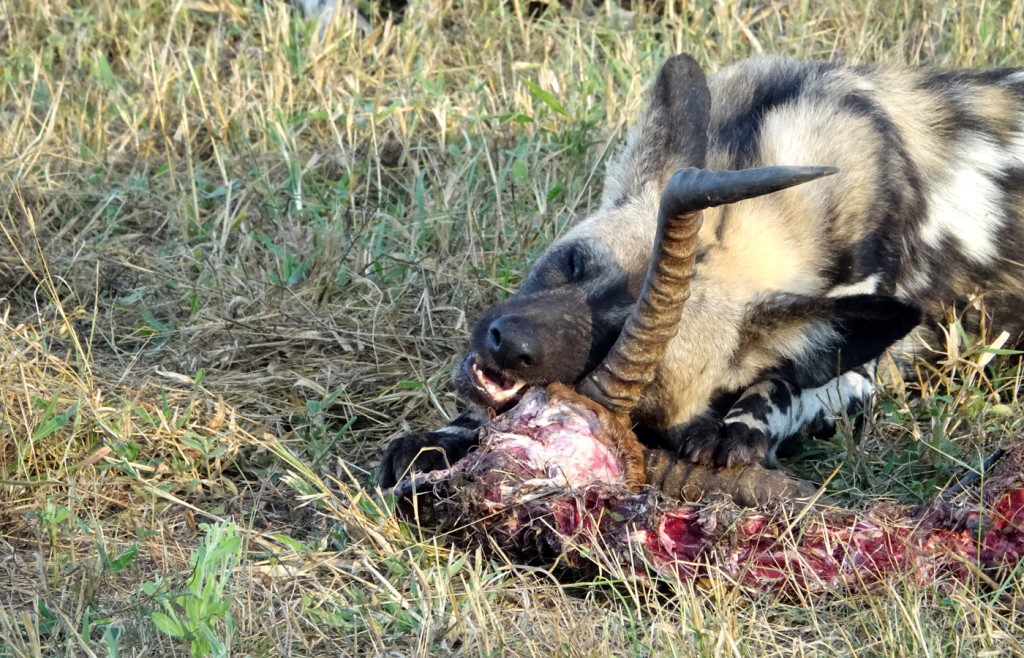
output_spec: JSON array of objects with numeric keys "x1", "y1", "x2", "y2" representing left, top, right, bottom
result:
[
  {"x1": 378, "y1": 53, "x2": 1024, "y2": 488},
  {"x1": 288, "y1": 0, "x2": 407, "y2": 31}
]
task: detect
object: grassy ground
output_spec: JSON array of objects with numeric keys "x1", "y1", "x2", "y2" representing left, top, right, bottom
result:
[{"x1": 2, "y1": 0, "x2": 1024, "y2": 655}]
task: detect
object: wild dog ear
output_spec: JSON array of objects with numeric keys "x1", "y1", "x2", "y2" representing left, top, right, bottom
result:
[
  {"x1": 741, "y1": 294, "x2": 922, "y2": 389},
  {"x1": 610, "y1": 54, "x2": 712, "y2": 199},
  {"x1": 648, "y1": 53, "x2": 712, "y2": 169}
]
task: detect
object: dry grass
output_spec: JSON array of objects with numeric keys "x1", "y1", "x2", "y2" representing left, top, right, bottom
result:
[{"x1": 1, "y1": 0, "x2": 1024, "y2": 655}]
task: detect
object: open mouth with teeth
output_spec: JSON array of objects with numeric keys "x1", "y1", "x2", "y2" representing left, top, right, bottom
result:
[{"x1": 464, "y1": 354, "x2": 528, "y2": 409}]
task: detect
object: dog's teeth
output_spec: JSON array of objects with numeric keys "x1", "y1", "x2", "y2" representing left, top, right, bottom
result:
[{"x1": 469, "y1": 358, "x2": 526, "y2": 404}]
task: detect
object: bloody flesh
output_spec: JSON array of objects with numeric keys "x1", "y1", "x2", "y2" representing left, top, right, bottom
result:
[{"x1": 394, "y1": 385, "x2": 1024, "y2": 592}]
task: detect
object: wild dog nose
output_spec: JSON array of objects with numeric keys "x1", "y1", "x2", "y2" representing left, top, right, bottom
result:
[{"x1": 486, "y1": 316, "x2": 540, "y2": 371}]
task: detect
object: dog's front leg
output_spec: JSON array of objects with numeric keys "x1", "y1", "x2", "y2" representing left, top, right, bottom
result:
[
  {"x1": 667, "y1": 365, "x2": 876, "y2": 468},
  {"x1": 377, "y1": 407, "x2": 487, "y2": 488}
]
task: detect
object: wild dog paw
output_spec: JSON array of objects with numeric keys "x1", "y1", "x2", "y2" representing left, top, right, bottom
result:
[
  {"x1": 676, "y1": 416, "x2": 769, "y2": 468},
  {"x1": 377, "y1": 432, "x2": 473, "y2": 489},
  {"x1": 673, "y1": 415, "x2": 725, "y2": 466},
  {"x1": 715, "y1": 421, "x2": 770, "y2": 468}
]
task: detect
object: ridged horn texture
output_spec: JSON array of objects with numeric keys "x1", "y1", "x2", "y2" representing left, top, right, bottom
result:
[
  {"x1": 577, "y1": 165, "x2": 839, "y2": 417},
  {"x1": 643, "y1": 448, "x2": 816, "y2": 506}
]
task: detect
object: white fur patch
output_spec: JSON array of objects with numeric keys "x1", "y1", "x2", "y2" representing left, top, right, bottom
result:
[
  {"x1": 920, "y1": 130, "x2": 1024, "y2": 264},
  {"x1": 804, "y1": 370, "x2": 876, "y2": 419},
  {"x1": 722, "y1": 412, "x2": 769, "y2": 433},
  {"x1": 1003, "y1": 71, "x2": 1024, "y2": 86},
  {"x1": 827, "y1": 274, "x2": 880, "y2": 298}
]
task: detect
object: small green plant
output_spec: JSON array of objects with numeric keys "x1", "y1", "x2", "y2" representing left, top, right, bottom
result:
[
  {"x1": 258, "y1": 232, "x2": 310, "y2": 287},
  {"x1": 299, "y1": 386, "x2": 355, "y2": 467},
  {"x1": 142, "y1": 520, "x2": 242, "y2": 657},
  {"x1": 27, "y1": 499, "x2": 72, "y2": 556}
]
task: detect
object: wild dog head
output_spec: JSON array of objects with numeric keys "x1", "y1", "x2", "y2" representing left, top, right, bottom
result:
[{"x1": 455, "y1": 54, "x2": 921, "y2": 440}]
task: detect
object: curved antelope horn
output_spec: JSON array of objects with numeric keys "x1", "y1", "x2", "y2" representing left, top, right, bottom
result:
[{"x1": 577, "y1": 165, "x2": 839, "y2": 418}]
